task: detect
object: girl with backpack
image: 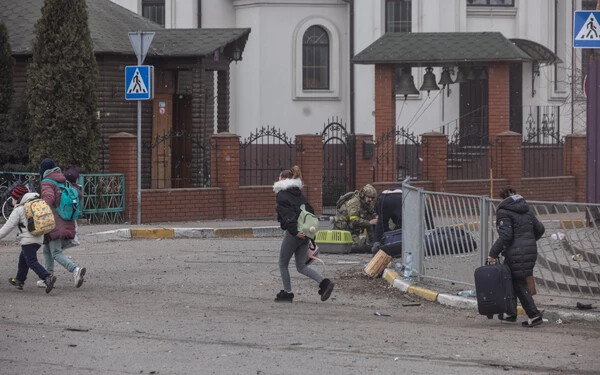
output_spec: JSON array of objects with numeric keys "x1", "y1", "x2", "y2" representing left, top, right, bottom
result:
[
  {"x1": 0, "y1": 185, "x2": 57, "y2": 293},
  {"x1": 273, "y1": 166, "x2": 334, "y2": 303}
]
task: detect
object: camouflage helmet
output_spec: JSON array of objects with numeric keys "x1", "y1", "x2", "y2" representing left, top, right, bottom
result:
[{"x1": 360, "y1": 184, "x2": 377, "y2": 199}]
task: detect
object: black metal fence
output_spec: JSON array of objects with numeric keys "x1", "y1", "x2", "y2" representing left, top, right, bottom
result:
[
  {"x1": 520, "y1": 106, "x2": 564, "y2": 177},
  {"x1": 373, "y1": 127, "x2": 421, "y2": 181},
  {"x1": 440, "y1": 110, "x2": 490, "y2": 180},
  {"x1": 142, "y1": 130, "x2": 212, "y2": 189},
  {"x1": 239, "y1": 126, "x2": 297, "y2": 186},
  {"x1": 322, "y1": 118, "x2": 353, "y2": 213}
]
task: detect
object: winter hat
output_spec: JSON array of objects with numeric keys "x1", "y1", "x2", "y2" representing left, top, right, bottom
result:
[
  {"x1": 39, "y1": 158, "x2": 56, "y2": 177},
  {"x1": 64, "y1": 165, "x2": 81, "y2": 184},
  {"x1": 11, "y1": 185, "x2": 28, "y2": 202}
]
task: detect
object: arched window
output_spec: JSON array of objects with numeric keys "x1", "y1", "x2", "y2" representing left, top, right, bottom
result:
[{"x1": 302, "y1": 26, "x2": 329, "y2": 90}]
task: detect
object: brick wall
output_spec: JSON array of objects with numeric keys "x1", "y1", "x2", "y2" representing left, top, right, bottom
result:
[
  {"x1": 521, "y1": 177, "x2": 576, "y2": 202},
  {"x1": 374, "y1": 64, "x2": 396, "y2": 140},
  {"x1": 109, "y1": 133, "x2": 138, "y2": 223},
  {"x1": 564, "y1": 134, "x2": 587, "y2": 202},
  {"x1": 296, "y1": 134, "x2": 323, "y2": 214},
  {"x1": 354, "y1": 134, "x2": 374, "y2": 189},
  {"x1": 445, "y1": 179, "x2": 509, "y2": 197},
  {"x1": 488, "y1": 62, "x2": 510, "y2": 141},
  {"x1": 421, "y1": 132, "x2": 447, "y2": 191},
  {"x1": 491, "y1": 131, "x2": 522, "y2": 192},
  {"x1": 141, "y1": 188, "x2": 224, "y2": 222}
]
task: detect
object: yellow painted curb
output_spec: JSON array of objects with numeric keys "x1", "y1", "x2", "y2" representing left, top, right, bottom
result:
[
  {"x1": 214, "y1": 227, "x2": 254, "y2": 238},
  {"x1": 131, "y1": 228, "x2": 174, "y2": 239},
  {"x1": 384, "y1": 270, "x2": 399, "y2": 284},
  {"x1": 407, "y1": 285, "x2": 438, "y2": 302},
  {"x1": 561, "y1": 220, "x2": 585, "y2": 229}
]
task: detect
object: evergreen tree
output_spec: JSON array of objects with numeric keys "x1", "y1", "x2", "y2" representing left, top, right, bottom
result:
[
  {"x1": 0, "y1": 21, "x2": 13, "y2": 114},
  {"x1": 26, "y1": 0, "x2": 99, "y2": 172}
]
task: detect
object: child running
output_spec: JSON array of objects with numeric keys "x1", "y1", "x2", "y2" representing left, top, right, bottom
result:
[
  {"x1": 0, "y1": 185, "x2": 57, "y2": 293},
  {"x1": 273, "y1": 165, "x2": 334, "y2": 302}
]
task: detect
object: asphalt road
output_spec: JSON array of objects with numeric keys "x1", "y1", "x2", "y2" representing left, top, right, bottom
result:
[{"x1": 0, "y1": 237, "x2": 599, "y2": 374}]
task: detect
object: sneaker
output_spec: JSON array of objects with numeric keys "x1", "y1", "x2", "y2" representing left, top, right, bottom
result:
[
  {"x1": 73, "y1": 267, "x2": 86, "y2": 288},
  {"x1": 498, "y1": 313, "x2": 517, "y2": 323},
  {"x1": 8, "y1": 278, "x2": 24, "y2": 290},
  {"x1": 319, "y1": 278, "x2": 335, "y2": 302},
  {"x1": 37, "y1": 280, "x2": 46, "y2": 288},
  {"x1": 522, "y1": 315, "x2": 544, "y2": 328},
  {"x1": 274, "y1": 290, "x2": 294, "y2": 303},
  {"x1": 44, "y1": 275, "x2": 57, "y2": 294}
]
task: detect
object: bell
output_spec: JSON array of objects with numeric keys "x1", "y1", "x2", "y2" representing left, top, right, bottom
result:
[
  {"x1": 479, "y1": 67, "x2": 488, "y2": 80},
  {"x1": 419, "y1": 67, "x2": 440, "y2": 94},
  {"x1": 454, "y1": 67, "x2": 467, "y2": 83},
  {"x1": 438, "y1": 67, "x2": 453, "y2": 88},
  {"x1": 466, "y1": 68, "x2": 476, "y2": 81},
  {"x1": 396, "y1": 67, "x2": 419, "y2": 99}
]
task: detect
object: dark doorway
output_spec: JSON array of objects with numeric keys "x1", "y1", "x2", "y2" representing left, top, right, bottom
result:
[
  {"x1": 172, "y1": 94, "x2": 192, "y2": 188},
  {"x1": 509, "y1": 62, "x2": 523, "y2": 134},
  {"x1": 459, "y1": 68, "x2": 488, "y2": 145}
]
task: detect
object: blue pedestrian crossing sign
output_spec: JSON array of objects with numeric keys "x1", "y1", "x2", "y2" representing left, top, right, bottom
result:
[
  {"x1": 125, "y1": 65, "x2": 154, "y2": 100},
  {"x1": 574, "y1": 11, "x2": 600, "y2": 48}
]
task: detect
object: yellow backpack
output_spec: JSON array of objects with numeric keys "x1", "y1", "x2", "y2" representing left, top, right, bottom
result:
[{"x1": 23, "y1": 199, "x2": 56, "y2": 236}]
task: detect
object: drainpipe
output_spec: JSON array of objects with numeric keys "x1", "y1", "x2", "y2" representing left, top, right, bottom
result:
[
  {"x1": 198, "y1": 0, "x2": 202, "y2": 28},
  {"x1": 342, "y1": 0, "x2": 356, "y2": 189}
]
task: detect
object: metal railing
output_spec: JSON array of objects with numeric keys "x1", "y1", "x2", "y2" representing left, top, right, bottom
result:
[
  {"x1": 0, "y1": 171, "x2": 125, "y2": 224},
  {"x1": 240, "y1": 126, "x2": 297, "y2": 186},
  {"x1": 402, "y1": 181, "x2": 600, "y2": 300},
  {"x1": 372, "y1": 127, "x2": 421, "y2": 182},
  {"x1": 520, "y1": 106, "x2": 563, "y2": 177}
]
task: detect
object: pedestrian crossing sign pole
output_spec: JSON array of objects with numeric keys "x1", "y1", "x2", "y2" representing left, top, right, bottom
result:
[
  {"x1": 125, "y1": 65, "x2": 154, "y2": 100},
  {"x1": 574, "y1": 11, "x2": 600, "y2": 48}
]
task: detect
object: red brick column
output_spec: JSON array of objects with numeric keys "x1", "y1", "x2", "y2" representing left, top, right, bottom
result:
[
  {"x1": 488, "y1": 62, "x2": 510, "y2": 142},
  {"x1": 374, "y1": 64, "x2": 396, "y2": 140},
  {"x1": 421, "y1": 132, "x2": 447, "y2": 191},
  {"x1": 295, "y1": 134, "x2": 323, "y2": 214},
  {"x1": 564, "y1": 133, "x2": 587, "y2": 202},
  {"x1": 354, "y1": 134, "x2": 375, "y2": 189},
  {"x1": 109, "y1": 132, "x2": 137, "y2": 223},
  {"x1": 491, "y1": 131, "x2": 522, "y2": 193},
  {"x1": 211, "y1": 133, "x2": 240, "y2": 218}
]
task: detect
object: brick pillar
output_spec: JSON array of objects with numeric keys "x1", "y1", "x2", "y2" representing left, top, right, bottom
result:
[
  {"x1": 374, "y1": 64, "x2": 396, "y2": 140},
  {"x1": 421, "y1": 132, "x2": 447, "y2": 191},
  {"x1": 564, "y1": 133, "x2": 587, "y2": 202},
  {"x1": 488, "y1": 62, "x2": 510, "y2": 142},
  {"x1": 295, "y1": 134, "x2": 323, "y2": 214},
  {"x1": 491, "y1": 131, "x2": 522, "y2": 193},
  {"x1": 109, "y1": 132, "x2": 137, "y2": 223},
  {"x1": 354, "y1": 134, "x2": 374, "y2": 189},
  {"x1": 211, "y1": 133, "x2": 240, "y2": 218}
]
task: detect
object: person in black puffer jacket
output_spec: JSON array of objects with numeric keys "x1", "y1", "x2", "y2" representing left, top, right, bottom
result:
[
  {"x1": 273, "y1": 165, "x2": 334, "y2": 303},
  {"x1": 488, "y1": 187, "x2": 545, "y2": 327}
]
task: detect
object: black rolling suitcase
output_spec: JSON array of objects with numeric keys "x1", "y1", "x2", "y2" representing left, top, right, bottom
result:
[{"x1": 474, "y1": 261, "x2": 516, "y2": 318}]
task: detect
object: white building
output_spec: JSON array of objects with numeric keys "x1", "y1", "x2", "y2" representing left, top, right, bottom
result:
[{"x1": 110, "y1": 0, "x2": 595, "y2": 139}]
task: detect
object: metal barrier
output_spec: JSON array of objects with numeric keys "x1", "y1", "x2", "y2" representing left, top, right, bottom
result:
[
  {"x1": 0, "y1": 171, "x2": 125, "y2": 224},
  {"x1": 402, "y1": 180, "x2": 600, "y2": 301}
]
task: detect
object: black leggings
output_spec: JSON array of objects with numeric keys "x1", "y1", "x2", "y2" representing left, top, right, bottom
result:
[{"x1": 510, "y1": 277, "x2": 540, "y2": 318}]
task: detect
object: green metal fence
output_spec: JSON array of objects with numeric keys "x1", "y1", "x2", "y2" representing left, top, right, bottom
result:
[{"x1": 0, "y1": 171, "x2": 125, "y2": 224}]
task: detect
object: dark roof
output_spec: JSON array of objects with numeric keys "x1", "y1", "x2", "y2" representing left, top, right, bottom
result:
[
  {"x1": 0, "y1": 0, "x2": 250, "y2": 58},
  {"x1": 352, "y1": 32, "x2": 533, "y2": 66},
  {"x1": 510, "y1": 38, "x2": 562, "y2": 66}
]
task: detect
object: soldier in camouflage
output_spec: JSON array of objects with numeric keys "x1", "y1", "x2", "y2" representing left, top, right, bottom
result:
[{"x1": 334, "y1": 184, "x2": 378, "y2": 247}]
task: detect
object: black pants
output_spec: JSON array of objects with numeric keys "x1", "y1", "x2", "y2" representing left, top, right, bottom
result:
[
  {"x1": 16, "y1": 243, "x2": 50, "y2": 283},
  {"x1": 510, "y1": 277, "x2": 540, "y2": 318}
]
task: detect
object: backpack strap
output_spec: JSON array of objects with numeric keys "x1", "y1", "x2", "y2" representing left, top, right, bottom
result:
[
  {"x1": 307, "y1": 238, "x2": 325, "y2": 272},
  {"x1": 41, "y1": 178, "x2": 66, "y2": 189}
]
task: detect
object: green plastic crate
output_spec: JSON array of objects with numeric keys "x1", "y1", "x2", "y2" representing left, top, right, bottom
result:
[{"x1": 315, "y1": 230, "x2": 353, "y2": 254}]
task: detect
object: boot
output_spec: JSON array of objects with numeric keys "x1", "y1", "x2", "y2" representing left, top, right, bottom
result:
[
  {"x1": 274, "y1": 290, "x2": 294, "y2": 303},
  {"x1": 318, "y1": 279, "x2": 334, "y2": 302}
]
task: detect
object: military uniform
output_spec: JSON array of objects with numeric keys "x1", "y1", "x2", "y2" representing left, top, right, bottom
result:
[{"x1": 334, "y1": 190, "x2": 377, "y2": 246}]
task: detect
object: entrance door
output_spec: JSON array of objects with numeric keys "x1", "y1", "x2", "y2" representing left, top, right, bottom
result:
[
  {"x1": 459, "y1": 70, "x2": 488, "y2": 145},
  {"x1": 152, "y1": 93, "x2": 173, "y2": 188},
  {"x1": 172, "y1": 94, "x2": 192, "y2": 188},
  {"x1": 509, "y1": 63, "x2": 523, "y2": 134}
]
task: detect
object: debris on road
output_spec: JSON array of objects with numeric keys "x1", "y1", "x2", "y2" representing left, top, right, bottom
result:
[{"x1": 374, "y1": 311, "x2": 391, "y2": 317}]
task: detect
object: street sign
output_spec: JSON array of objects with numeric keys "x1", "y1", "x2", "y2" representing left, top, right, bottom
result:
[
  {"x1": 574, "y1": 11, "x2": 600, "y2": 48},
  {"x1": 125, "y1": 65, "x2": 154, "y2": 100},
  {"x1": 128, "y1": 31, "x2": 155, "y2": 64}
]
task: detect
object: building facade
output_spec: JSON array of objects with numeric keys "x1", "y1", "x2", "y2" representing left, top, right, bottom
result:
[{"x1": 110, "y1": 0, "x2": 594, "y2": 140}]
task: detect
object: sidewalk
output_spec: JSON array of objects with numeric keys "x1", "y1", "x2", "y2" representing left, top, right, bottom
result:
[{"x1": 54, "y1": 220, "x2": 600, "y2": 323}]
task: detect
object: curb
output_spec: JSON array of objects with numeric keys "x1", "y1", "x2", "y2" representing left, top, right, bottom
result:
[
  {"x1": 83, "y1": 226, "x2": 283, "y2": 242},
  {"x1": 381, "y1": 269, "x2": 600, "y2": 323}
]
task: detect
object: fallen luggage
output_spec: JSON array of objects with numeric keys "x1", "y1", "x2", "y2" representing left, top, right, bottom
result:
[
  {"x1": 424, "y1": 227, "x2": 477, "y2": 256},
  {"x1": 474, "y1": 261, "x2": 516, "y2": 317}
]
